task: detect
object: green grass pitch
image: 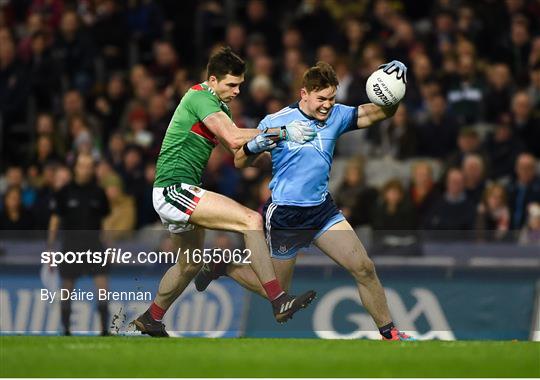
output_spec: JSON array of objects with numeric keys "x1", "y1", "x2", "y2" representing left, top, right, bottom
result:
[{"x1": 1, "y1": 336, "x2": 538, "y2": 377}]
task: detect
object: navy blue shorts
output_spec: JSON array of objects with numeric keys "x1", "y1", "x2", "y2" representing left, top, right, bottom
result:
[{"x1": 262, "y1": 195, "x2": 345, "y2": 260}]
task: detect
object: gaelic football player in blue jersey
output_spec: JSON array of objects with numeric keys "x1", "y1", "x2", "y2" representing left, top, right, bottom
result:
[{"x1": 197, "y1": 61, "x2": 415, "y2": 340}]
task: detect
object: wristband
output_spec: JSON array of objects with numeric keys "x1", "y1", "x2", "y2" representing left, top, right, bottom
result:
[
  {"x1": 243, "y1": 143, "x2": 256, "y2": 156},
  {"x1": 279, "y1": 126, "x2": 288, "y2": 140}
]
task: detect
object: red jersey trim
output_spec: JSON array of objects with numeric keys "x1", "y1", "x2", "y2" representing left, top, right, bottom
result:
[{"x1": 191, "y1": 121, "x2": 219, "y2": 145}]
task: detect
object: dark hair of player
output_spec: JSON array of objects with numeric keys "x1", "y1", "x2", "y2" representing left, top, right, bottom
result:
[
  {"x1": 206, "y1": 47, "x2": 246, "y2": 80},
  {"x1": 302, "y1": 61, "x2": 339, "y2": 92}
]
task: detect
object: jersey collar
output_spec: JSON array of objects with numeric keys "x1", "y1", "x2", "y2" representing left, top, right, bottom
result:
[
  {"x1": 201, "y1": 82, "x2": 229, "y2": 110},
  {"x1": 201, "y1": 82, "x2": 217, "y2": 97},
  {"x1": 290, "y1": 101, "x2": 316, "y2": 120}
]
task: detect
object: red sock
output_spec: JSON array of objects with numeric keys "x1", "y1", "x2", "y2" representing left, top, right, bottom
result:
[
  {"x1": 149, "y1": 302, "x2": 166, "y2": 321},
  {"x1": 262, "y1": 279, "x2": 285, "y2": 301}
]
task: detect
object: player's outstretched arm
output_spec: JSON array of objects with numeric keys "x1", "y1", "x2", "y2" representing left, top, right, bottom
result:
[
  {"x1": 357, "y1": 59, "x2": 407, "y2": 129},
  {"x1": 204, "y1": 111, "x2": 262, "y2": 150},
  {"x1": 233, "y1": 120, "x2": 317, "y2": 167},
  {"x1": 356, "y1": 102, "x2": 399, "y2": 129},
  {"x1": 203, "y1": 112, "x2": 312, "y2": 152}
]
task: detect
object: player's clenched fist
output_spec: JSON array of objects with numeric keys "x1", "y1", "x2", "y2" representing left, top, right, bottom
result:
[
  {"x1": 245, "y1": 133, "x2": 278, "y2": 154},
  {"x1": 281, "y1": 120, "x2": 317, "y2": 143}
]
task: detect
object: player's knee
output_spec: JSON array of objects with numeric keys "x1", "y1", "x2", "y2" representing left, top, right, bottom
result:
[
  {"x1": 350, "y1": 257, "x2": 376, "y2": 282},
  {"x1": 239, "y1": 210, "x2": 263, "y2": 231},
  {"x1": 180, "y1": 261, "x2": 202, "y2": 277}
]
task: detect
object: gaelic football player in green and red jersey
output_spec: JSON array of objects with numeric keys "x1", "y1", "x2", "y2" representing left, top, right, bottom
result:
[{"x1": 132, "y1": 48, "x2": 317, "y2": 337}]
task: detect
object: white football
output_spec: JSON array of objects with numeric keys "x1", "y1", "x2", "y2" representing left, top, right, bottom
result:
[{"x1": 366, "y1": 68, "x2": 406, "y2": 107}]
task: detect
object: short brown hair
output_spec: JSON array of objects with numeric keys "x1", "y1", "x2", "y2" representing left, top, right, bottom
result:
[
  {"x1": 207, "y1": 47, "x2": 246, "y2": 80},
  {"x1": 302, "y1": 61, "x2": 338, "y2": 92}
]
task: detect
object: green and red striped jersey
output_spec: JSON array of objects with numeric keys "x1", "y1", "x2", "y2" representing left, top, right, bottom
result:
[{"x1": 154, "y1": 83, "x2": 231, "y2": 187}]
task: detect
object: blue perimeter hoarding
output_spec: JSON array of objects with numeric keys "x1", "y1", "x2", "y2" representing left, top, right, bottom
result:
[
  {"x1": 244, "y1": 266, "x2": 539, "y2": 340},
  {"x1": 1, "y1": 265, "x2": 539, "y2": 340},
  {"x1": 0, "y1": 265, "x2": 247, "y2": 337}
]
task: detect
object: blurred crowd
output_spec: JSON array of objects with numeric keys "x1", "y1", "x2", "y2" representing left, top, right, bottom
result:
[{"x1": 1, "y1": 0, "x2": 540, "y2": 248}]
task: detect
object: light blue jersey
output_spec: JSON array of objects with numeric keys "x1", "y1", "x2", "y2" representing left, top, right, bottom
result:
[{"x1": 258, "y1": 102, "x2": 358, "y2": 206}]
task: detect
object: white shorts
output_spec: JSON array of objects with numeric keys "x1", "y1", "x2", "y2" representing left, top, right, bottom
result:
[{"x1": 153, "y1": 184, "x2": 206, "y2": 234}]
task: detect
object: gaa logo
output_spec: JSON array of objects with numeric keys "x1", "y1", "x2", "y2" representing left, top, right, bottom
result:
[{"x1": 313, "y1": 286, "x2": 455, "y2": 340}]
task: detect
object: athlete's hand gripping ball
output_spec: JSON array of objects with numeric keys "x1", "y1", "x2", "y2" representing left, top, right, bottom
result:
[
  {"x1": 366, "y1": 60, "x2": 407, "y2": 107},
  {"x1": 281, "y1": 120, "x2": 317, "y2": 143},
  {"x1": 378, "y1": 60, "x2": 407, "y2": 84}
]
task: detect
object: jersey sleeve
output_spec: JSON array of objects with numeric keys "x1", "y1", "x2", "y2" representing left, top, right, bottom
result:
[
  {"x1": 186, "y1": 90, "x2": 222, "y2": 121},
  {"x1": 257, "y1": 116, "x2": 271, "y2": 131},
  {"x1": 336, "y1": 104, "x2": 358, "y2": 135}
]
